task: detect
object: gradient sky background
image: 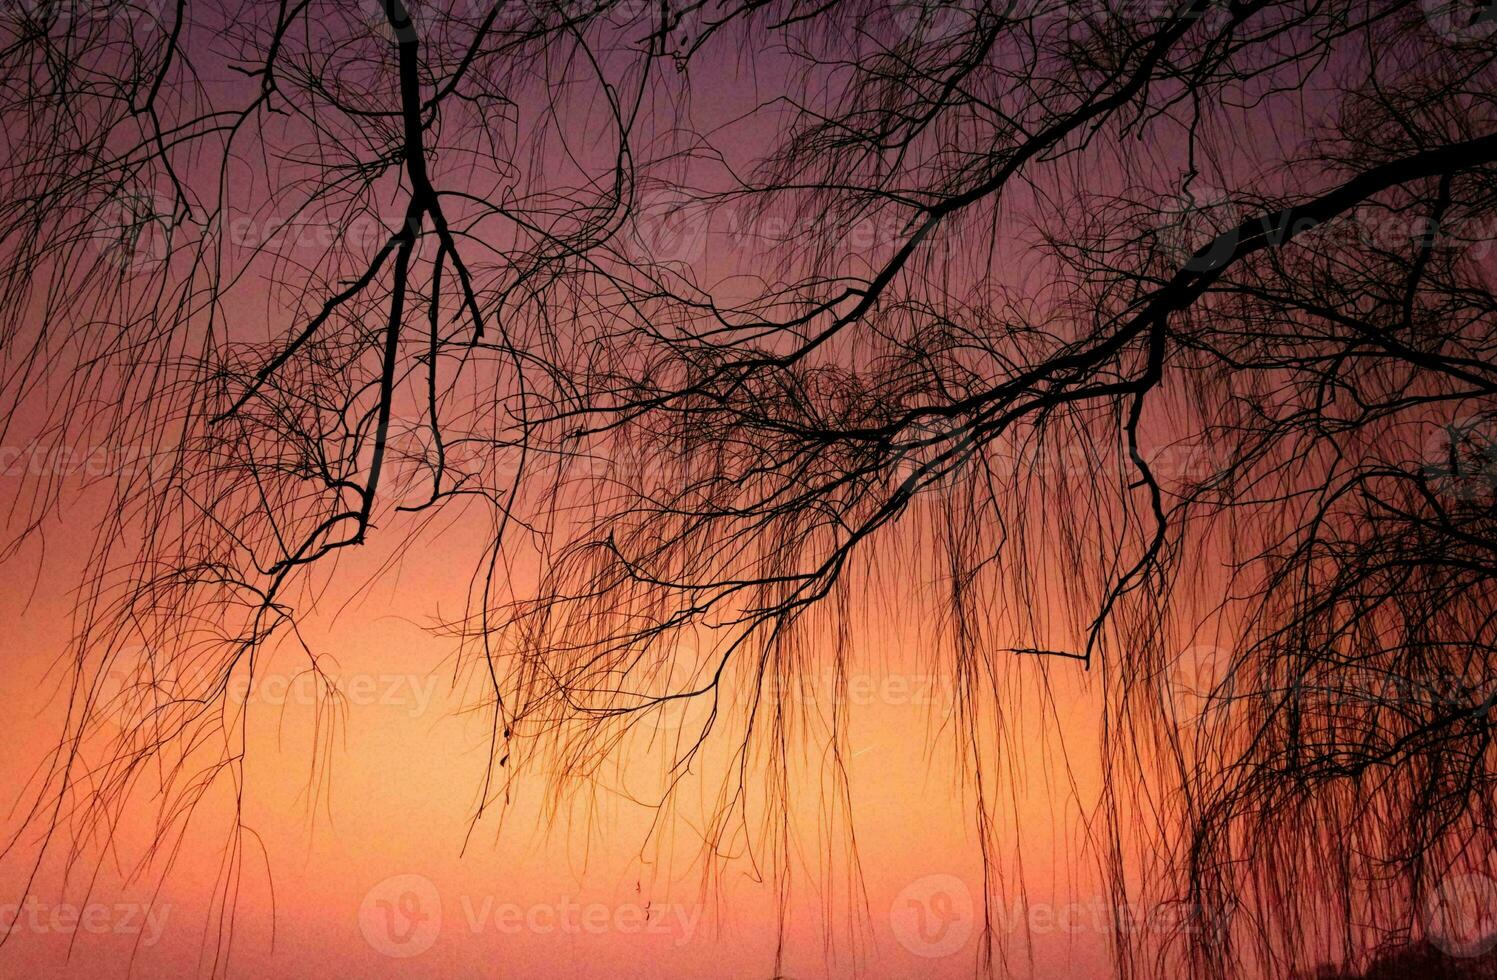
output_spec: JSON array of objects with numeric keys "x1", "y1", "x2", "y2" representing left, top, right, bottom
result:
[
  {"x1": 0, "y1": 477, "x2": 1126, "y2": 978},
  {"x1": 0, "y1": 2, "x2": 1436, "y2": 976}
]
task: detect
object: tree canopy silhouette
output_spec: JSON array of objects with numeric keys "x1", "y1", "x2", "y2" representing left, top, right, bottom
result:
[{"x1": 1, "y1": 0, "x2": 1495, "y2": 976}]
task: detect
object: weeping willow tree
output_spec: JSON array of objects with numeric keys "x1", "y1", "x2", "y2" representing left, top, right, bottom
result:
[{"x1": 1, "y1": 0, "x2": 1495, "y2": 976}]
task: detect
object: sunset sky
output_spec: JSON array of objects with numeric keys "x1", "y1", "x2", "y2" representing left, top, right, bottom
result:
[
  {"x1": 2, "y1": 2, "x2": 1495, "y2": 978},
  {"x1": 0, "y1": 482, "x2": 1123, "y2": 977}
]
